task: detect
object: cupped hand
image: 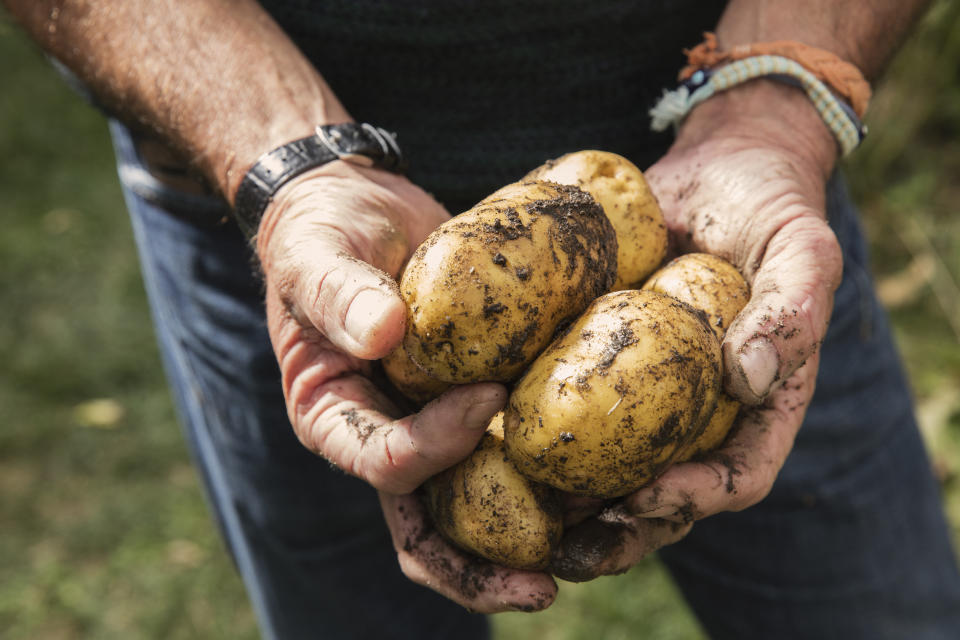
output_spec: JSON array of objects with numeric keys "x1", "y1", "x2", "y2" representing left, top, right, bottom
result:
[
  {"x1": 548, "y1": 81, "x2": 844, "y2": 580},
  {"x1": 380, "y1": 491, "x2": 558, "y2": 612},
  {"x1": 254, "y1": 160, "x2": 556, "y2": 611}
]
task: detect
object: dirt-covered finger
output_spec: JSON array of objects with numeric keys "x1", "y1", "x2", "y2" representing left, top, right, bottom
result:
[
  {"x1": 381, "y1": 493, "x2": 558, "y2": 613},
  {"x1": 626, "y1": 356, "x2": 819, "y2": 522},
  {"x1": 550, "y1": 505, "x2": 691, "y2": 583},
  {"x1": 292, "y1": 375, "x2": 505, "y2": 494},
  {"x1": 269, "y1": 299, "x2": 507, "y2": 493},
  {"x1": 281, "y1": 244, "x2": 408, "y2": 361},
  {"x1": 255, "y1": 168, "x2": 416, "y2": 361},
  {"x1": 723, "y1": 216, "x2": 841, "y2": 404}
]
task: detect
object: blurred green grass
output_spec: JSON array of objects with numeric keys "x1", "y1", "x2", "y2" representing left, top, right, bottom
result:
[
  {"x1": 0, "y1": 15, "x2": 257, "y2": 640},
  {"x1": 1, "y1": 4, "x2": 958, "y2": 639}
]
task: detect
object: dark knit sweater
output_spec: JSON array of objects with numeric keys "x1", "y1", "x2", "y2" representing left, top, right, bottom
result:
[{"x1": 259, "y1": 1, "x2": 724, "y2": 213}]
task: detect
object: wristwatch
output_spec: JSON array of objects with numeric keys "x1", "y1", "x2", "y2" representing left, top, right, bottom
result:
[{"x1": 232, "y1": 123, "x2": 406, "y2": 239}]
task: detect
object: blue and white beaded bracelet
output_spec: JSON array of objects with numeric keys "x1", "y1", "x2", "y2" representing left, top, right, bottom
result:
[{"x1": 650, "y1": 55, "x2": 868, "y2": 156}]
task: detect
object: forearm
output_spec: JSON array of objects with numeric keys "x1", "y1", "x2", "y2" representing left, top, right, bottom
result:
[
  {"x1": 3, "y1": 0, "x2": 349, "y2": 200},
  {"x1": 716, "y1": 0, "x2": 931, "y2": 80},
  {"x1": 675, "y1": 0, "x2": 931, "y2": 178}
]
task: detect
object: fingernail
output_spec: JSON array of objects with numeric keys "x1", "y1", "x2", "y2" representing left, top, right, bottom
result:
[
  {"x1": 738, "y1": 337, "x2": 779, "y2": 400},
  {"x1": 345, "y1": 289, "x2": 394, "y2": 345}
]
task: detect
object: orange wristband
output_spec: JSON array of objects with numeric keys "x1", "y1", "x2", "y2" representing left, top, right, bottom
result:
[{"x1": 679, "y1": 32, "x2": 871, "y2": 118}]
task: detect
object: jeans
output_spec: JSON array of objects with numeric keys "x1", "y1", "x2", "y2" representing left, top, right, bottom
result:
[{"x1": 110, "y1": 120, "x2": 960, "y2": 639}]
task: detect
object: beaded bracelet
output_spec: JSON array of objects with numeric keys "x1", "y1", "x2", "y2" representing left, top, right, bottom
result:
[{"x1": 649, "y1": 55, "x2": 868, "y2": 156}]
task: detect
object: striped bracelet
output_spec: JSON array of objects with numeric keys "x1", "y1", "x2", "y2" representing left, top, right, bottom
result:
[{"x1": 649, "y1": 55, "x2": 868, "y2": 156}]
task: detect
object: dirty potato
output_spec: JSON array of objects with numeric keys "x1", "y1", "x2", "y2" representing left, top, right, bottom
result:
[
  {"x1": 503, "y1": 290, "x2": 722, "y2": 498},
  {"x1": 400, "y1": 180, "x2": 618, "y2": 384},
  {"x1": 381, "y1": 342, "x2": 451, "y2": 406},
  {"x1": 423, "y1": 412, "x2": 563, "y2": 570},
  {"x1": 642, "y1": 253, "x2": 749, "y2": 341},
  {"x1": 682, "y1": 396, "x2": 741, "y2": 458},
  {"x1": 642, "y1": 253, "x2": 749, "y2": 459},
  {"x1": 526, "y1": 150, "x2": 667, "y2": 290}
]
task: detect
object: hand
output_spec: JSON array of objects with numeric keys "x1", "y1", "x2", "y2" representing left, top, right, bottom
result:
[
  {"x1": 255, "y1": 161, "x2": 556, "y2": 611},
  {"x1": 549, "y1": 81, "x2": 843, "y2": 580},
  {"x1": 380, "y1": 492, "x2": 558, "y2": 611}
]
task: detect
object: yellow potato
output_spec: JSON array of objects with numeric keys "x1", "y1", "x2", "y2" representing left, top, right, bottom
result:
[
  {"x1": 400, "y1": 180, "x2": 618, "y2": 384},
  {"x1": 642, "y1": 253, "x2": 750, "y2": 459},
  {"x1": 682, "y1": 395, "x2": 741, "y2": 458},
  {"x1": 381, "y1": 342, "x2": 451, "y2": 406},
  {"x1": 503, "y1": 290, "x2": 722, "y2": 498},
  {"x1": 642, "y1": 253, "x2": 749, "y2": 341},
  {"x1": 423, "y1": 412, "x2": 563, "y2": 570},
  {"x1": 526, "y1": 150, "x2": 668, "y2": 290}
]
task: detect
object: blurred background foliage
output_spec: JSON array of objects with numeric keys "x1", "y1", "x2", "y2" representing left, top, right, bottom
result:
[{"x1": 1, "y1": 2, "x2": 958, "y2": 638}]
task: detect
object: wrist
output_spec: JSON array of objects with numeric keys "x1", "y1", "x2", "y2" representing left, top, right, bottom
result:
[
  {"x1": 220, "y1": 106, "x2": 353, "y2": 204},
  {"x1": 234, "y1": 122, "x2": 405, "y2": 243},
  {"x1": 673, "y1": 79, "x2": 838, "y2": 181}
]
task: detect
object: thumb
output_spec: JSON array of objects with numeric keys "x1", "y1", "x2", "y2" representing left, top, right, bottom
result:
[
  {"x1": 724, "y1": 215, "x2": 842, "y2": 403},
  {"x1": 288, "y1": 241, "x2": 407, "y2": 360},
  {"x1": 255, "y1": 166, "x2": 424, "y2": 361}
]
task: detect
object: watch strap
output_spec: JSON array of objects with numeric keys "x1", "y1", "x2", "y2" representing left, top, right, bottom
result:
[{"x1": 233, "y1": 123, "x2": 406, "y2": 239}]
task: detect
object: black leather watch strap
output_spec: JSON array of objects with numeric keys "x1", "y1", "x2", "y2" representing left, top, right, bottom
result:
[{"x1": 232, "y1": 123, "x2": 406, "y2": 239}]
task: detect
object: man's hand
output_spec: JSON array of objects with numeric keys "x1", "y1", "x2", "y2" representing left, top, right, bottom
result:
[
  {"x1": 549, "y1": 80, "x2": 842, "y2": 581},
  {"x1": 255, "y1": 161, "x2": 558, "y2": 611},
  {"x1": 380, "y1": 492, "x2": 558, "y2": 612},
  {"x1": 552, "y1": 0, "x2": 932, "y2": 585}
]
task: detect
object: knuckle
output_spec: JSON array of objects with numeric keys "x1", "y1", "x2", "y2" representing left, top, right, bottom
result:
[
  {"x1": 702, "y1": 453, "x2": 764, "y2": 512},
  {"x1": 397, "y1": 553, "x2": 431, "y2": 587},
  {"x1": 730, "y1": 476, "x2": 772, "y2": 511},
  {"x1": 302, "y1": 263, "x2": 345, "y2": 330},
  {"x1": 298, "y1": 422, "x2": 332, "y2": 460},
  {"x1": 355, "y1": 434, "x2": 420, "y2": 494}
]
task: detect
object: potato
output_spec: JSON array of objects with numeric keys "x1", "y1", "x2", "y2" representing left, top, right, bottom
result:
[
  {"x1": 642, "y1": 253, "x2": 749, "y2": 341},
  {"x1": 503, "y1": 290, "x2": 722, "y2": 498},
  {"x1": 526, "y1": 150, "x2": 668, "y2": 290},
  {"x1": 381, "y1": 342, "x2": 451, "y2": 406},
  {"x1": 423, "y1": 412, "x2": 563, "y2": 570},
  {"x1": 682, "y1": 396, "x2": 741, "y2": 458},
  {"x1": 400, "y1": 180, "x2": 618, "y2": 384},
  {"x1": 642, "y1": 253, "x2": 750, "y2": 459}
]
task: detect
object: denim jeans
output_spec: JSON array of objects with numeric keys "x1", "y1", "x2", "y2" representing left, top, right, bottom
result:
[{"x1": 110, "y1": 120, "x2": 960, "y2": 639}]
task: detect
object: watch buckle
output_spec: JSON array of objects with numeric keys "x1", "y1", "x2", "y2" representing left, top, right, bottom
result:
[{"x1": 316, "y1": 124, "x2": 400, "y2": 169}]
